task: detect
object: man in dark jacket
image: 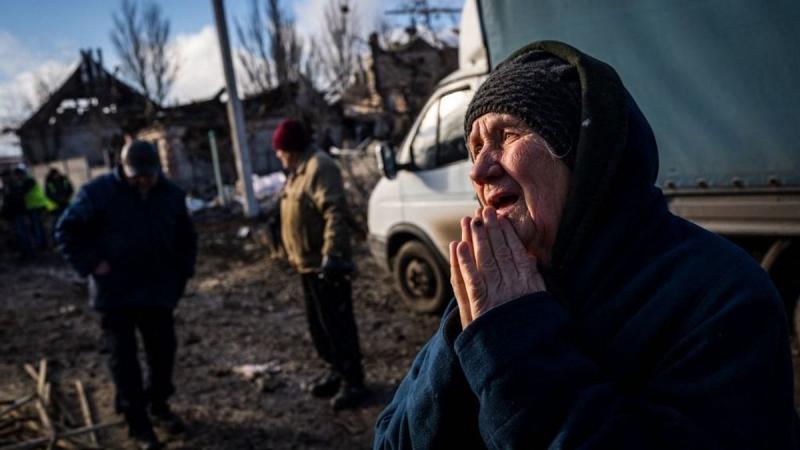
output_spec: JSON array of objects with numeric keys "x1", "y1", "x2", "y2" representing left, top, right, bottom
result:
[
  {"x1": 45, "y1": 167, "x2": 74, "y2": 217},
  {"x1": 13, "y1": 166, "x2": 51, "y2": 255},
  {"x1": 373, "y1": 41, "x2": 800, "y2": 449},
  {"x1": 1, "y1": 169, "x2": 29, "y2": 258},
  {"x1": 274, "y1": 118, "x2": 368, "y2": 410},
  {"x1": 56, "y1": 140, "x2": 197, "y2": 450}
]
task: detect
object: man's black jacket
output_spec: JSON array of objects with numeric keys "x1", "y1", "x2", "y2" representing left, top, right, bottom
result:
[{"x1": 56, "y1": 167, "x2": 197, "y2": 310}]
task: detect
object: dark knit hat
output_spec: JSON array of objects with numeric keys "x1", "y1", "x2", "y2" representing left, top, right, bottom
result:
[
  {"x1": 272, "y1": 118, "x2": 309, "y2": 153},
  {"x1": 464, "y1": 50, "x2": 582, "y2": 168},
  {"x1": 121, "y1": 140, "x2": 160, "y2": 176}
]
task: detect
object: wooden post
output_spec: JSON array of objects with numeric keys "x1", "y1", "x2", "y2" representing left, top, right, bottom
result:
[
  {"x1": 208, "y1": 130, "x2": 227, "y2": 206},
  {"x1": 36, "y1": 360, "x2": 47, "y2": 401},
  {"x1": 73, "y1": 381, "x2": 98, "y2": 446}
]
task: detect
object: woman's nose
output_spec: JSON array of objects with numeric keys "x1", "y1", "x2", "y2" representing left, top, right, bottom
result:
[{"x1": 470, "y1": 151, "x2": 504, "y2": 185}]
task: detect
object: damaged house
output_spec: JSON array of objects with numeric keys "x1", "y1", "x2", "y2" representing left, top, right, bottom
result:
[
  {"x1": 15, "y1": 50, "x2": 341, "y2": 196},
  {"x1": 342, "y1": 32, "x2": 458, "y2": 144},
  {"x1": 16, "y1": 49, "x2": 149, "y2": 169},
  {"x1": 138, "y1": 79, "x2": 340, "y2": 196}
]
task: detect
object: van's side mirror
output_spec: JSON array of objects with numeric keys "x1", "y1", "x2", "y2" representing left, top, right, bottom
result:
[{"x1": 375, "y1": 143, "x2": 398, "y2": 180}]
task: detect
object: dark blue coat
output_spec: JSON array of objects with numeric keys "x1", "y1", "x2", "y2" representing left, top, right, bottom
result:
[
  {"x1": 373, "y1": 41, "x2": 800, "y2": 449},
  {"x1": 55, "y1": 167, "x2": 197, "y2": 310}
]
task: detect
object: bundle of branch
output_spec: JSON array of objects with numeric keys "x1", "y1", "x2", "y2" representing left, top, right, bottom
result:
[{"x1": 0, "y1": 359, "x2": 123, "y2": 450}]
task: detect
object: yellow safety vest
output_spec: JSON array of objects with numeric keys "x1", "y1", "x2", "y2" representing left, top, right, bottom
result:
[{"x1": 24, "y1": 181, "x2": 57, "y2": 212}]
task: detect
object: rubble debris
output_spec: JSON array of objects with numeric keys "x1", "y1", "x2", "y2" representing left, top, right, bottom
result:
[
  {"x1": 0, "y1": 359, "x2": 123, "y2": 450},
  {"x1": 251, "y1": 172, "x2": 285, "y2": 200},
  {"x1": 231, "y1": 362, "x2": 282, "y2": 381},
  {"x1": 236, "y1": 226, "x2": 251, "y2": 239}
]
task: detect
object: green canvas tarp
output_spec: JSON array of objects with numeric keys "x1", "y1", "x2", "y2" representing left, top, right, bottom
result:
[{"x1": 477, "y1": 0, "x2": 800, "y2": 189}]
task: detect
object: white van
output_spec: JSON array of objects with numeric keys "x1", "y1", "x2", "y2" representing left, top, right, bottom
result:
[
  {"x1": 370, "y1": 0, "x2": 800, "y2": 320},
  {"x1": 367, "y1": 0, "x2": 487, "y2": 313}
]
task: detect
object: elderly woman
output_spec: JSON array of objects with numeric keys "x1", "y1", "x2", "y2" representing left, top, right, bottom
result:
[{"x1": 373, "y1": 41, "x2": 799, "y2": 449}]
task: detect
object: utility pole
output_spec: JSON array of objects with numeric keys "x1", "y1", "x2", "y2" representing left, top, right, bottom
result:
[{"x1": 211, "y1": 0, "x2": 258, "y2": 217}]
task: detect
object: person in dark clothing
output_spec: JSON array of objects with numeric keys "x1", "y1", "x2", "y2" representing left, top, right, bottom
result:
[
  {"x1": 274, "y1": 118, "x2": 369, "y2": 410},
  {"x1": 45, "y1": 167, "x2": 74, "y2": 218},
  {"x1": 56, "y1": 140, "x2": 197, "y2": 450},
  {"x1": 45, "y1": 168, "x2": 74, "y2": 244},
  {"x1": 373, "y1": 41, "x2": 800, "y2": 449},
  {"x1": 1, "y1": 169, "x2": 26, "y2": 257},
  {"x1": 8, "y1": 167, "x2": 49, "y2": 258}
]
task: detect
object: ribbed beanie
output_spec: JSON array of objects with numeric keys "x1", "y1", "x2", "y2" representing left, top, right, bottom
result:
[
  {"x1": 464, "y1": 50, "x2": 581, "y2": 167},
  {"x1": 272, "y1": 118, "x2": 310, "y2": 153}
]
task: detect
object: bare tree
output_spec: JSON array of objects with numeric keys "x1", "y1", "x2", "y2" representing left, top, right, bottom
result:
[
  {"x1": 235, "y1": 0, "x2": 304, "y2": 94},
  {"x1": 110, "y1": 0, "x2": 177, "y2": 107},
  {"x1": 311, "y1": 0, "x2": 362, "y2": 98}
]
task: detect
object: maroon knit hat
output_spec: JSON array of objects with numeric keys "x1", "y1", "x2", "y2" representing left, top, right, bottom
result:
[{"x1": 272, "y1": 118, "x2": 309, "y2": 153}]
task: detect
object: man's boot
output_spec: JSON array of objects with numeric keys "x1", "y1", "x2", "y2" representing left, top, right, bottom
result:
[
  {"x1": 310, "y1": 373, "x2": 341, "y2": 398},
  {"x1": 330, "y1": 382, "x2": 369, "y2": 410},
  {"x1": 149, "y1": 402, "x2": 186, "y2": 435},
  {"x1": 125, "y1": 410, "x2": 161, "y2": 450}
]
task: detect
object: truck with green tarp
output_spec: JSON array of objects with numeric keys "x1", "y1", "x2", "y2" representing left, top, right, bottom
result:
[{"x1": 369, "y1": 0, "x2": 800, "y2": 332}]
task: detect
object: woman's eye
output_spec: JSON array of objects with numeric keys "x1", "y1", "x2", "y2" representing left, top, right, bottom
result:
[
  {"x1": 471, "y1": 143, "x2": 483, "y2": 157},
  {"x1": 503, "y1": 131, "x2": 518, "y2": 142}
]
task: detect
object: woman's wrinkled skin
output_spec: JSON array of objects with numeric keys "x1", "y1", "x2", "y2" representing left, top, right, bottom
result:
[{"x1": 451, "y1": 112, "x2": 571, "y2": 328}]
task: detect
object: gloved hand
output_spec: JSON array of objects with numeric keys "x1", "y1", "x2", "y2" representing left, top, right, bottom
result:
[{"x1": 319, "y1": 254, "x2": 355, "y2": 278}]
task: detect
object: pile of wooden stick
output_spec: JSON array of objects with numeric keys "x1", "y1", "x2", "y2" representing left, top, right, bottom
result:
[{"x1": 0, "y1": 359, "x2": 123, "y2": 450}]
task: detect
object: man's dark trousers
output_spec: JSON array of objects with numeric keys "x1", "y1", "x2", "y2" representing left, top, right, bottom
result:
[
  {"x1": 300, "y1": 273, "x2": 364, "y2": 386},
  {"x1": 100, "y1": 306, "x2": 176, "y2": 418}
]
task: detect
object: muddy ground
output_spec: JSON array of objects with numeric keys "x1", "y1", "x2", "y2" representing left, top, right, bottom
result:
[
  {"x1": 1, "y1": 152, "x2": 799, "y2": 449},
  {"x1": 1, "y1": 153, "x2": 443, "y2": 449},
  {"x1": 0, "y1": 216, "x2": 441, "y2": 449}
]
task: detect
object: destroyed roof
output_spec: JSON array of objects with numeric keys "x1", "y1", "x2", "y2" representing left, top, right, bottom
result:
[
  {"x1": 154, "y1": 84, "x2": 301, "y2": 128},
  {"x1": 17, "y1": 50, "x2": 151, "y2": 133}
]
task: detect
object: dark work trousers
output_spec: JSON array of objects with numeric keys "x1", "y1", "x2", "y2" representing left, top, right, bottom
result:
[
  {"x1": 99, "y1": 307, "x2": 177, "y2": 416},
  {"x1": 300, "y1": 273, "x2": 364, "y2": 386}
]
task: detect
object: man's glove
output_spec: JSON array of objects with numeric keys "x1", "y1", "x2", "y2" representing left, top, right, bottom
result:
[{"x1": 319, "y1": 254, "x2": 355, "y2": 278}]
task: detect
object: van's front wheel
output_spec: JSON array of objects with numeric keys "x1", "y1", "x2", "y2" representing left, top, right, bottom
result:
[{"x1": 394, "y1": 241, "x2": 450, "y2": 313}]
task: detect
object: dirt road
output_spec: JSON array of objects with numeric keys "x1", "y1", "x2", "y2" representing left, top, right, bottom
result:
[{"x1": 0, "y1": 215, "x2": 441, "y2": 449}]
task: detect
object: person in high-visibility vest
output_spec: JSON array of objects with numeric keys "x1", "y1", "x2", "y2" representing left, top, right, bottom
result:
[{"x1": 10, "y1": 166, "x2": 54, "y2": 257}]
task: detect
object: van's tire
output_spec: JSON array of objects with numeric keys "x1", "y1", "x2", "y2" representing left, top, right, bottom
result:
[{"x1": 393, "y1": 240, "x2": 451, "y2": 314}]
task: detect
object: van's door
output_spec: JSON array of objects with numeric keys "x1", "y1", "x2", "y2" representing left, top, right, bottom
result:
[{"x1": 397, "y1": 88, "x2": 479, "y2": 259}]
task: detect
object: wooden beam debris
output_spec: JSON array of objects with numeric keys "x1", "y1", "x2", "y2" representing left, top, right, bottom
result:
[
  {"x1": 72, "y1": 381, "x2": 98, "y2": 446},
  {"x1": 0, "y1": 360, "x2": 122, "y2": 449},
  {"x1": 35, "y1": 361, "x2": 46, "y2": 405},
  {"x1": 0, "y1": 396, "x2": 35, "y2": 419}
]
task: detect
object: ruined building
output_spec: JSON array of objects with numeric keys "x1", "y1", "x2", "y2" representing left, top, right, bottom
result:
[
  {"x1": 342, "y1": 33, "x2": 458, "y2": 144},
  {"x1": 16, "y1": 49, "x2": 149, "y2": 168},
  {"x1": 15, "y1": 50, "x2": 340, "y2": 196}
]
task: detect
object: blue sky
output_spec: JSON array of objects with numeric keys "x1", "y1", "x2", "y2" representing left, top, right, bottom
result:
[
  {"x1": 0, "y1": 0, "x2": 254, "y2": 81},
  {"x1": 0, "y1": 0, "x2": 463, "y2": 146},
  {"x1": 0, "y1": 0, "x2": 463, "y2": 156}
]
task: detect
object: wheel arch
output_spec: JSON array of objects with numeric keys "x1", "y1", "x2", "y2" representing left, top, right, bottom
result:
[{"x1": 387, "y1": 222, "x2": 449, "y2": 274}]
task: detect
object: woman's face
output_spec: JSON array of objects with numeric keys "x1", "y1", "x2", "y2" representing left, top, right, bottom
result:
[{"x1": 468, "y1": 112, "x2": 571, "y2": 264}]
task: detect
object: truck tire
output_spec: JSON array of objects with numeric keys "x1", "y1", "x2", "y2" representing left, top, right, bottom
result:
[{"x1": 393, "y1": 240, "x2": 451, "y2": 314}]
